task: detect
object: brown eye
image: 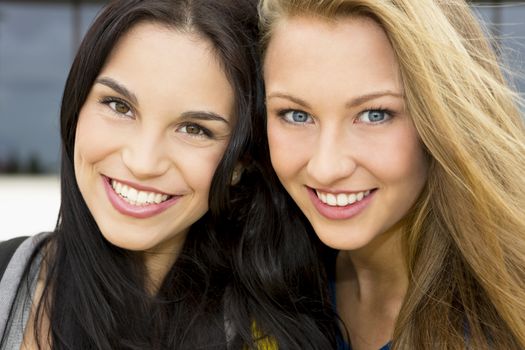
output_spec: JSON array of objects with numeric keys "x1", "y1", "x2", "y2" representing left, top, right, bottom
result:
[
  {"x1": 114, "y1": 102, "x2": 130, "y2": 114},
  {"x1": 177, "y1": 123, "x2": 211, "y2": 138},
  {"x1": 185, "y1": 125, "x2": 201, "y2": 134},
  {"x1": 106, "y1": 100, "x2": 133, "y2": 117}
]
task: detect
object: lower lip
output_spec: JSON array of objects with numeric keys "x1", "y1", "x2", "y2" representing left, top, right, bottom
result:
[
  {"x1": 308, "y1": 188, "x2": 375, "y2": 220},
  {"x1": 103, "y1": 177, "x2": 180, "y2": 219}
]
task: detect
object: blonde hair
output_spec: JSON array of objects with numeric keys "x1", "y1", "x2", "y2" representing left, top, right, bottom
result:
[{"x1": 259, "y1": 0, "x2": 525, "y2": 349}]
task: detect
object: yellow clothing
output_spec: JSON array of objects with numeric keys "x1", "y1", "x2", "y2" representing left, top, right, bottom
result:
[{"x1": 252, "y1": 322, "x2": 278, "y2": 350}]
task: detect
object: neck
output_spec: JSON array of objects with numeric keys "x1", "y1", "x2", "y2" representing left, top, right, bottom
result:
[
  {"x1": 142, "y1": 235, "x2": 186, "y2": 294},
  {"x1": 335, "y1": 225, "x2": 410, "y2": 349},
  {"x1": 337, "y1": 225, "x2": 408, "y2": 304}
]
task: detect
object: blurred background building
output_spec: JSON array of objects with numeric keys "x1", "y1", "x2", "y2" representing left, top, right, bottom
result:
[
  {"x1": 0, "y1": 0, "x2": 103, "y2": 174},
  {"x1": 0, "y1": 0, "x2": 103, "y2": 239},
  {"x1": 0, "y1": 0, "x2": 524, "y2": 239}
]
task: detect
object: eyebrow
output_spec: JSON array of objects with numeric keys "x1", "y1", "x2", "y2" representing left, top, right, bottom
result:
[
  {"x1": 180, "y1": 111, "x2": 230, "y2": 125},
  {"x1": 266, "y1": 92, "x2": 311, "y2": 109},
  {"x1": 95, "y1": 77, "x2": 139, "y2": 105},
  {"x1": 95, "y1": 78, "x2": 230, "y2": 124},
  {"x1": 267, "y1": 90, "x2": 404, "y2": 109},
  {"x1": 346, "y1": 91, "x2": 404, "y2": 108}
]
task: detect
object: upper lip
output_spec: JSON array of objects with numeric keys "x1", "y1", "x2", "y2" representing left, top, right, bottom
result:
[
  {"x1": 105, "y1": 176, "x2": 173, "y2": 196},
  {"x1": 309, "y1": 186, "x2": 375, "y2": 195}
]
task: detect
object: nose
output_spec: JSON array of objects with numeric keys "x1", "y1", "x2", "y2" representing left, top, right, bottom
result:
[
  {"x1": 121, "y1": 130, "x2": 170, "y2": 179},
  {"x1": 306, "y1": 126, "x2": 357, "y2": 186}
]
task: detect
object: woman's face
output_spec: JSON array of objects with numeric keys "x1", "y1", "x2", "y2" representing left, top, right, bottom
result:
[
  {"x1": 264, "y1": 16, "x2": 428, "y2": 251},
  {"x1": 74, "y1": 22, "x2": 234, "y2": 254}
]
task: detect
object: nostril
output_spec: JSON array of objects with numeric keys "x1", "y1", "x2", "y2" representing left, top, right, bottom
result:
[
  {"x1": 121, "y1": 146, "x2": 171, "y2": 179},
  {"x1": 306, "y1": 156, "x2": 357, "y2": 185}
]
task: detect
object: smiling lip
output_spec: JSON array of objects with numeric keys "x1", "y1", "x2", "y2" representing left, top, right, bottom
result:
[
  {"x1": 103, "y1": 176, "x2": 180, "y2": 219},
  {"x1": 308, "y1": 187, "x2": 375, "y2": 220}
]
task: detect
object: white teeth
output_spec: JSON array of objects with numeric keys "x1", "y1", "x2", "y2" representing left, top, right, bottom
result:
[
  {"x1": 326, "y1": 193, "x2": 337, "y2": 206},
  {"x1": 147, "y1": 192, "x2": 155, "y2": 203},
  {"x1": 110, "y1": 179, "x2": 171, "y2": 206},
  {"x1": 137, "y1": 191, "x2": 148, "y2": 203},
  {"x1": 316, "y1": 189, "x2": 372, "y2": 207},
  {"x1": 127, "y1": 187, "x2": 138, "y2": 202},
  {"x1": 316, "y1": 190, "x2": 326, "y2": 203},
  {"x1": 336, "y1": 193, "x2": 348, "y2": 206}
]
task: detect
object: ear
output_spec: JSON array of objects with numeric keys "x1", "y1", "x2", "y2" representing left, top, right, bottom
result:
[{"x1": 230, "y1": 164, "x2": 244, "y2": 186}]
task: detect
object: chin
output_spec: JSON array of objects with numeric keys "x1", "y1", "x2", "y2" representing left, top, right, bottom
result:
[
  {"x1": 98, "y1": 226, "x2": 152, "y2": 251},
  {"x1": 315, "y1": 227, "x2": 378, "y2": 251}
]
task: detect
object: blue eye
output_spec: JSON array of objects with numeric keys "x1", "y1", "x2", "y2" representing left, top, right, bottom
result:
[
  {"x1": 358, "y1": 109, "x2": 391, "y2": 124},
  {"x1": 280, "y1": 110, "x2": 313, "y2": 124}
]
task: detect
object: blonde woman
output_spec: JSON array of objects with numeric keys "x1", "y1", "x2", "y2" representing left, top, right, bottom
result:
[{"x1": 248, "y1": 0, "x2": 525, "y2": 349}]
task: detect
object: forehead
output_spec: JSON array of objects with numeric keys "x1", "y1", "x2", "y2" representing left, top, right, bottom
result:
[
  {"x1": 98, "y1": 21, "x2": 235, "y2": 120},
  {"x1": 264, "y1": 15, "x2": 402, "y2": 100},
  {"x1": 105, "y1": 21, "x2": 219, "y2": 77}
]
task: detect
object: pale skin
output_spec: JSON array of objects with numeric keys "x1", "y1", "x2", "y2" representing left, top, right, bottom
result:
[
  {"x1": 335, "y1": 224, "x2": 408, "y2": 349},
  {"x1": 22, "y1": 22, "x2": 235, "y2": 348},
  {"x1": 264, "y1": 16, "x2": 428, "y2": 350}
]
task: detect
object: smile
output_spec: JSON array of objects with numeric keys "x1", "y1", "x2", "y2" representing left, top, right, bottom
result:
[
  {"x1": 315, "y1": 189, "x2": 371, "y2": 207},
  {"x1": 308, "y1": 187, "x2": 376, "y2": 220},
  {"x1": 103, "y1": 176, "x2": 180, "y2": 219},
  {"x1": 111, "y1": 179, "x2": 171, "y2": 206}
]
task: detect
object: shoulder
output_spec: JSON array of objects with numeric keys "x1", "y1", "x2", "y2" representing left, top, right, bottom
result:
[
  {"x1": 0, "y1": 236, "x2": 30, "y2": 279},
  {"x1": 0, "y1": 234, "x2": 49, "y2": 340},
  {"x1": 0, "y1": 233, "x2": 51, "y2": 346},
  {"x1": 0, "y1": 232, "x2": 51, "y2": 286}
]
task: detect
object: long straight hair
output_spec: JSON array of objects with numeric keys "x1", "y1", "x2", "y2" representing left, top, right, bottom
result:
[
  {"x1": 33, "y1": 1, "x2": 261, "y2": 349},
  {"x1": 223, "y1": 8, "x2": 341, "y2": 347},
  {"x1": 225, "y1": 145, "x2": 340, "y2": 349},
  {"x1": 258, "y1": 0, "x2": 525, "y2": 349}
]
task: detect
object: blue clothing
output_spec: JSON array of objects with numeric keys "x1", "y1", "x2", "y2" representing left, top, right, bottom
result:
[
  {"x1": 338, "y1": 337, "x2": 391, "y2": 350},
  {"x1": 327, "y1": 252, "x2": 392, "y2": 350}
]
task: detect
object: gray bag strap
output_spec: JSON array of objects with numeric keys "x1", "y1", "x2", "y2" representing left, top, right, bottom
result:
[{"x1": 0, "y1": 237, "x2": 28, "y2": 282}]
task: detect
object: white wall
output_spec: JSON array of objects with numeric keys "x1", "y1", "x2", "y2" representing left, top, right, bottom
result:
[{"x1": 0, "y1": 176, "x2": 60, "y2": 241}]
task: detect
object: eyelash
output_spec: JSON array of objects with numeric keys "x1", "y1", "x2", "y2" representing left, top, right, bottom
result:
[
  {"x1": 177, "y1": 122, "x2": 214, "y2": 138},
  {"x1": 356, "y1": 107, "x2": 396, "y2": 124},
  {"x1": 99, "y1": 96, "x2": 134, "y2": 118},
  {"x1": 99, "y1": 97, "x2": 215, "y2": 139},
  {"x1": 275, "y1": 107, "x2": 397, "y2": 125},
  {"x1": 276, "y1": 109, "x2": 313, "y2": 125}
]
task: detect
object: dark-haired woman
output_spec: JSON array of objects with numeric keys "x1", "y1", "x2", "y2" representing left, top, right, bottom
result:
[{"x1": 0, "y1": 0, "x2": 263, "y2": 348}]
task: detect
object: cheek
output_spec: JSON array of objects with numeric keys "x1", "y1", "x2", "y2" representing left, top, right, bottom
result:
[
  {"x1": 175, "y1": 142, "x2": 228, "y2": 191},
  {"x1": 267, "y1": 119, "x2": 299, "y2": 179},
  {"x1": 74, "y1": 111, "x2": 118, "y2": 168},
  {"x1": 381, "y1": 125, "x2": 428, "y2": 191}
]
